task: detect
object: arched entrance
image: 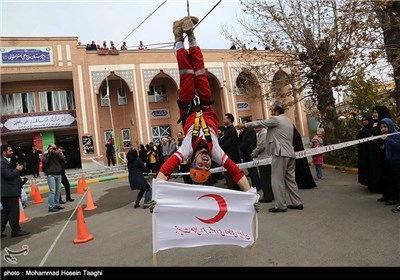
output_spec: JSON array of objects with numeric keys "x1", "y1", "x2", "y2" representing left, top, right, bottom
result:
[
  {"x1": 97, "y1": 73, "x2": 138, "y2": 164},
  {"x1": 235, "y1": 69, "x2": 265, "y2": 122}
]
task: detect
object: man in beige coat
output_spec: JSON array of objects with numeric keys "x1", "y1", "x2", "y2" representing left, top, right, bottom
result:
[
  {"x1": 237, "y1": 105, "x2": 303, "y2": 212},
  {"x1": 251, "y1": 127, "x2": 274, "y2": 202}
]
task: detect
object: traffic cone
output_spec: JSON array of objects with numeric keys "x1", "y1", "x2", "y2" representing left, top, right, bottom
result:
[
  {"x1": 29, "y1": 181, "x2": 36, "y2": 197},
  {"x1": 32, "y1": 185, "x2": 44, "y2": 204},
  {"x1": 81, "y1": 173, "x2": 88, "y2": 188},
  {"x1": 73, "y1": 205, "x2": 94, "y2": 244},
  {"x1": 19, "y1": 199, "x2": 29, "y2": 223},
  {"x1": 84, "y1": 187, "x2": 97, "y2": 211},
  {"x1": 76, "y1": 177, "x2": 84, "y2": 194}
]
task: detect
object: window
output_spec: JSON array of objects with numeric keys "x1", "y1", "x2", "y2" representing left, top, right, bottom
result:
[
  {"x1": 234, "y1": 86, "x2": 246, "y2": 96},
  {"x1": 101, "y1": 88, "x2": 109, "y2": 107},
  {"x1": 118, "y1": 87, "x2": 127, "y2": 105},
  {"x1": 0, "y1": 92, "x2": 35, "y2": 115},
  {"x1": 239, "y1": 116, "x2": 252, "y2": 123},
  {"x1": 22, "y1": 92, "x2": 36, "y2": 113},
  {"x1": 152, "y1": 125, "x2": 171, "y2": 144},
  {"x1": 121, "y1": 129, "x2": 131, "y2": 148},
  {"x1": 148, "y1": 85, "x2": 167, "y2": 103},
  {"x1": 39, "y1": 91, "x2": 75, "y2": 112},
  {"x1": 104, "y1": 131, "x2": 114, "y2": 143}
]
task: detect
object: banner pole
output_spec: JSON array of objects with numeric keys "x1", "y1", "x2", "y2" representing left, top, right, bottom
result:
[
  {"x1": 251, "y1": 213, "x2": 257, "y2": 255},
  {"x1": 153, "y1": 253, "x2": 158, "y2": 267}
]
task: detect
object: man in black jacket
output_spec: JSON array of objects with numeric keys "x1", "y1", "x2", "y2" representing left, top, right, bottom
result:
[
  {"x1": 1, "y1": 144, "x2": 30, "y2": 238},
  {"x1": 42, "y1": 144, "x2": 66, "y2": 212}
]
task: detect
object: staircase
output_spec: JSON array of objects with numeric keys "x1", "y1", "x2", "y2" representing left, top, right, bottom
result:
[{"x1": 25, "y1": 165, "x2": 129, "y2": 190}]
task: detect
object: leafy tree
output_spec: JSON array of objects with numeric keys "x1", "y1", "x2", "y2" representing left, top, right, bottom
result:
[
  {"x1": 224, "y1": 0, "x2": 383, "y2": 145},
  {"x1": 348, "y1": 70, "x2": 382, "y2": 114}
]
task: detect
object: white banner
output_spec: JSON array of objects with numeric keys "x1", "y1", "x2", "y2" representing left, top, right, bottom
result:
[{"x1": 152, "y1": 179, "x2": 258, "y2": 253}]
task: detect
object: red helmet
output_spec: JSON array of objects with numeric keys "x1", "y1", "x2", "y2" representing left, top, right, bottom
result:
[{"x1": 190, "y1": 168, "x2": 211, "y2": 183}]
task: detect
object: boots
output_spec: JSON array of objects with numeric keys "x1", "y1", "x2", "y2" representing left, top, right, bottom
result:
[
  {"x1": 173, "y1": 20, "x2": 184, "y2": 42},
  {"x1": 186, "y1": 30, "x2": 196, "y2": 42},
  {"x1": 173, "y1": 16, "x2": 199, "y2": 42},
  {"x1": 181, "y1": 16, "x2": 199, "y2": 32}
]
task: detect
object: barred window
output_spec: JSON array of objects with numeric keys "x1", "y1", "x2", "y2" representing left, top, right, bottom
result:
[
  {"x1": 101, "y1": 88, "x2": 109, "y2": 107},
  {"x1": 152, "y1": 125, "x2": 171, "y2": 144},
  {"x1": 148, "y1": 85, "x2": 167, "y2": 103},
  {"x1": 121, "y1": 129, "x2": 131, "y2": 148},
  {"x1": 118, "y1": 88, "x2": 127, "y2": 105}
]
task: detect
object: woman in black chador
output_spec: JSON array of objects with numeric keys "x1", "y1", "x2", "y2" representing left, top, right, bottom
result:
[
  {"x1": 356, "y1": 114, "x2": 373, "y2": 186},
  {"x1": 367, "y1": 106, "x2": 393, "y2": 199},
  {"x1": 293, "y1": 126, "x2": 316, "y2": 189}
]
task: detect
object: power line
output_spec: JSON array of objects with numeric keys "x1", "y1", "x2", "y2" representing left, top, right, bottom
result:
[
  {"x1": 117, "y1": 0, "x2": 167, "y2": 47},
  {"x1": 130, "y1": 0, "x2": 223, "y2": 50}
]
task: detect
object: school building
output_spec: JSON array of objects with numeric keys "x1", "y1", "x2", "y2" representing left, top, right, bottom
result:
[{"x1": 0, "y1": 37, "x2": 310, "y2": 170}]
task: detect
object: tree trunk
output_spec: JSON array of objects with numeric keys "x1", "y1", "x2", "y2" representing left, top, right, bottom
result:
[{"x1": 374, "y1": 1, "x2": 400, "y2": 123}]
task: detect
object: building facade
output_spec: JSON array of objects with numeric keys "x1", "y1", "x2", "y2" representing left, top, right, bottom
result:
[{"x1": 0, "y1": 37, "x2": 310, "y2": 170}]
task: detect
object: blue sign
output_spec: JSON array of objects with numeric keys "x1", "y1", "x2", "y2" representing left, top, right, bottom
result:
[
  {"x1": 237, "y1": 102, "x2": 250, "y2": 110},
  {"x1": 1, "y1": 47, "x2": 52, "y2": 65},
  {"x1": 151, "y1": 109, "x2": 169, "y2": 119}
]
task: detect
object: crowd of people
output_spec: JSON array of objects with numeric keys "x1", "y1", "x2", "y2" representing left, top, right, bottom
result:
[
  {"x1": 356, "y1": 105, "x2": 400, "y2": 213},
  {"x1": 85, "y1": 40, "x2": 147, "y2": 51},
  {"x1": 2, "y1": 16, "x2": 399, "y2": 241}
]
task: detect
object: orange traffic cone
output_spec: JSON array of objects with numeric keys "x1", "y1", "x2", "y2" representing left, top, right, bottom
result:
[
  {"x1": 19, "y1": 199, "x2": 29, "y2": 223},
  {"x1": 76, "y1": 177, "x2": 84, "y2": 194},
  {"x1": 81, "y1": 173, "x2": 88, "y2": 188},
  {"x1": 84, "y1": 187, "x2": 97, "y2": 211},
  {"x1": 29, "y1": 181, "x2": 36, "y2": 197},
  {"x1": 73, "y1": 205, "x2": 94, "y2": 244},
  {"x1": 32, "y1": 185, "x2": 44, "y2": 204}
]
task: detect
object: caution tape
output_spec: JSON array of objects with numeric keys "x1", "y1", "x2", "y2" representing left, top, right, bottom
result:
[{"x1": 172, "y1": 132, "x2": 399, "y2": 175}]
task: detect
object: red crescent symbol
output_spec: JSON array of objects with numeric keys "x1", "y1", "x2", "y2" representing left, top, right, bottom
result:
[{"x1": 195, "y1": 194, "x2": 227, "y2": 224}]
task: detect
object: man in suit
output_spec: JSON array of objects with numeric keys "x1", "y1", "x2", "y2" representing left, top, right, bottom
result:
[
  {"x1": 237, "y1": 105, "x2": 303, "y2": 212},
  {"x1": 1, "y1": 144, "x2": 30, "y2": 238},
  {"x1": 221, "y1": 113, "x2": 242, "y2": 191}
]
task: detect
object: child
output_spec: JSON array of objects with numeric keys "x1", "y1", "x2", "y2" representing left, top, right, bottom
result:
[
  {"x1": 379, "y1": 118, "x2": 400, "y2": 213},
  {"x1": 311, "y1": 128, "x2": 325, "y2": 180}
]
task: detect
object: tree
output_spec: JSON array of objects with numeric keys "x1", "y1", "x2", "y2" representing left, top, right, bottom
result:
[
  {"x1": 224, "y1": 0, "x2": 382, "y2": 144},
  {"x1": 348, "y1": 70, "x2": 382, "y2": 114},
  {"x1": 373, "y1": 0, "x2": 400, "y2": 124}
]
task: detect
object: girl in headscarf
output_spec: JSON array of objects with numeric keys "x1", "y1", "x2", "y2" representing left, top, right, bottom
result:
[{"x1": 379, "y1": 118, "x2": 400, "y2": 211}]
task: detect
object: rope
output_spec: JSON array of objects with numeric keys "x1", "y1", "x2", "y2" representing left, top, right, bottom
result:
[
  {"x1": 117, "y1": 0, "x2": 167, "y2": 46},
  {"x1": 187, "y1": 0, "x2": 190, "y2": 16},
  {"x1": 132, "y1": 0, "x2": 223, "y2": 50}
]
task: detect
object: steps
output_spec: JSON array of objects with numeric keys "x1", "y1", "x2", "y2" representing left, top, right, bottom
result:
[{"x1": 24, "y1": 165, "x2": 129, "y2": 191}]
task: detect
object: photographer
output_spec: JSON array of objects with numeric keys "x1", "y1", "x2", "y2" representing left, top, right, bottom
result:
[{"x1": 42, "y1": 144, "x2": 65, "y2": 213}]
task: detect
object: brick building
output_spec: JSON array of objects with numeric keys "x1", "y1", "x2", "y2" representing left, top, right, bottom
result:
[{"x1": 0, "y1": 37, "x2": 310, "y2": 170}]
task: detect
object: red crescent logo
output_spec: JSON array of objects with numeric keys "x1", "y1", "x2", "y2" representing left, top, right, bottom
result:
[{"x1": 195, "y1": 194, "x2": 227, "y2": 224}]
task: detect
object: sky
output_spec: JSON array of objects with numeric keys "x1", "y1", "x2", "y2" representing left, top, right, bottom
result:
[{"x1": 1, "y1": 0, "x2": 247, "y2": 50}]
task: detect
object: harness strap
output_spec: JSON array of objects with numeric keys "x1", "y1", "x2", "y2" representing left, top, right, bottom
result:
[{"x1": 191, "y1": 110, "x2": 213, "y2": 152}]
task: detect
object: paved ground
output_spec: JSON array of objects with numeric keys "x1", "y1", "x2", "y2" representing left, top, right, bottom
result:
[{"x1": 1, "y1": 168, "x2": 399, "y2": 269}]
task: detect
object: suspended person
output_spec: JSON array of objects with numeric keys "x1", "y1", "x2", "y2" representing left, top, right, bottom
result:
[{"x1": 156, "y1": 16, "x2": 252, "y2": 193}]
